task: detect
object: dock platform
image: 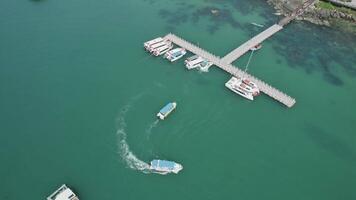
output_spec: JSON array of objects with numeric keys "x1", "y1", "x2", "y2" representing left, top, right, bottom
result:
[
  {"x1": 163, "y1": 33, "x2": 296, "y2": 108},
  {"x1": 221, "y1": 24, "x2": 283, "y2": 64}
]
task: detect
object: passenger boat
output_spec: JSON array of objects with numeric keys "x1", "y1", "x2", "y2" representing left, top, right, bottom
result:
[
  {"x1": 148, "y1": 41, "x2": 170, "y2": 53},
  {"x1": 144, "y1": 37, "x2": 163, "y2": 50},
  {"x1": 157, "y1": 102, "x2": 177, "y2": 120},
  {"x1": 242, "y1": 78, "x2": 260, "y2": 96},
  {"x1": 150, "y1": 159, "x2": 183, "y2": 174},
  {"x1": 184, "y1": 55, "x2": 199, "y2": 65},
  {"x1": 164, "y1": 48, "x2": 187, "y2": 62},
  {"x1": 47, "y1": 184, "x2": 79, "y2": 200},
  {"x1": 185, "y1": 55, "x2": 205, "y2": 70},
  {"x1": 153, "y1": 44, "x2": 173, "y2": 56},
  {"x1": 250, "y1": 44, "x2": 262, "y2": 51},
  {"x1": 225, "y1": 77, "x2": 254, "y2": 100}
]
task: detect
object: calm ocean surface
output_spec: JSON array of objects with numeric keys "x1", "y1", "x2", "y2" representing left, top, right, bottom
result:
[{"x1": 0, "y1": 0, "x2": 355, "y2": 199}]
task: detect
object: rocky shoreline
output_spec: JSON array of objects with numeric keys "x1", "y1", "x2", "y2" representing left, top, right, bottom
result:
[{"x1": 267, "y1": 0, "x2": 356, "y2": 33}]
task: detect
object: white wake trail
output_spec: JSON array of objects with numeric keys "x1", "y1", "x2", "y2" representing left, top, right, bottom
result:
[
  {"x1": 145, "y1": 119, "x2": 159, "y2": 140},
  {"x1": 116, "y1": 104, "x2": 151, "y2": 173}
]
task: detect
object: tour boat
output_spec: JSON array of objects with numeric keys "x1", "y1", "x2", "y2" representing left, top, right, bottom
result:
[
  {"x1": 242, "y1": 78, "x2": 260, "y2": 96},
  {"x1": 250, "y1": 44, "x2": 262, "y2": 51},
  {"x1": 185, "y1": 55, "x2": 205, "y2": 70},
  {"x1": 164, "y1": 48, "x2": 187, "y2": 62},
  {"x1": 225, "y1": 77, "x2": 254, "y2": 100},
  {"x1": 150, "y1": 159, "x2": 183, "y2": 174},
  {"x1": 153, "y1": 44, "x2": 173, "y2": 56},
  {"x1": 47, "y1": 184, "x2": 79, "y2": 200},
  {"x1": 148, "y1": 41, "x2": 170, "y2": 53},
  {"x1": 144, "y1": 37, "x2": 163, "y2": 50},
  {"x1": 157, "y1": 102, "x2": 177, "y2": 120}
]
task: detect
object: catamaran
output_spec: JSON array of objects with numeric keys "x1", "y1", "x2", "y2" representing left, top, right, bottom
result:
[
  {"x1": 149, "y1": 159, "x2": 183, "y2": 174},
  {"x1": 47, "y1": 184, "x2": 79, "y2": 200},
  {"x1": 164, "y1": 48, "x2": 187, "y2": 62},
  {"x1": 144, "y1": 37, "x2": 164, "y2": 50},
  {"x1": 153, "y1": 44, "x2": 173, "y2": 56},
  {"x1": 242, "y1": 78, "x2": 260, "y2": 96},
  {"x1": 225, "y1": 77, "x2": 258, "y2": 100},
  {"x1": 157, "y1": 102, "x2": 176, "y2": 120}
]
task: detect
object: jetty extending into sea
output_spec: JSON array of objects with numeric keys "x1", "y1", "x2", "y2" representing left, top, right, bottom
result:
[{"x1": 153, "y1": 0, "x2": 315, "y2": 108}]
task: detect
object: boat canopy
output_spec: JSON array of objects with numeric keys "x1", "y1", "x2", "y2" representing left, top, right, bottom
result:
[
  {"x1": 159, "y1": 103, "x2": 174, "y2": 114},
  {"x1": 151, "y1": 160, "x2": 175, "y2": 170}
]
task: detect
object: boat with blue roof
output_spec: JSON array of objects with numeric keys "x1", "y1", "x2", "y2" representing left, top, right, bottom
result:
[
  {"x1": 149, "y1": 159, "x2": 183, "y2": 174},
  {"x1": 157, "y1": 102, "x2": 177, "y2": 120}
]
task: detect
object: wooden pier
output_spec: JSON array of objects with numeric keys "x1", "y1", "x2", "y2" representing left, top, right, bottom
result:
[
  {"x1": 163, "y1": 33, "x2": 296, "y2": 108},
  {"x1": 221, "y1": 24, "x2": 283, "y2": 64},
  {"x1": 160, "y1": 1, "x2": 317, "y2": 107}
]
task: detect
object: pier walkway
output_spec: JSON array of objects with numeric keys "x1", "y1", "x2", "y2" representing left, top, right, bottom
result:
[
  {"x1": 159, "y1": 1, "x2": 319, "y2": 107},
  {"x1": 221, "y1": 24, "x2": 283, "y2": 64},
  {"x1": 164, "y1": 33, "x2": 296, "y2": 108}
]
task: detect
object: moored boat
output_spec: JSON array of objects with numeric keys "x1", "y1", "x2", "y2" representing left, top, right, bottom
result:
[
  {"x1": 185, "y1": 55, "x2": 205, "y2": 70},
  {"x1": 157, "y1": 102, "x2": 177, "y2": 120},
  {"x1": 198, "y1": 60, "x2": 213, "y2": 72},
  {"x1": 148, "y1": 41, "x2": 171, "y2": 53},
  {"x1": 164, "y1": 48, "x2": 187, "y2": 62},
  {"x1": 144, "y1": 37, "x2": 164, "y2": 50},
  {"x1": 242, "y1": 78, "x2": 260, "y2": 96},
  {"x1": 225, "y1": 77, "x2": 255, "y2": 100},
  {"x1": 149, "y1": 159, "x2": 183, "y2": 174},
  {"x1": 250, "y1": 44, "x2": 262, "y2": 51},
  {"x1": 153, "y1": 44, "x2": 173, "y2": 56}
]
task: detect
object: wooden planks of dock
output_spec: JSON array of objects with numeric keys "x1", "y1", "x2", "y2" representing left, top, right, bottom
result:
[
  {"x1": 163, "y1": 33, "x2": 296, "y2": 108},
  {"x1": 221, "y1": 24, "x2": 283, "y2": 64}
]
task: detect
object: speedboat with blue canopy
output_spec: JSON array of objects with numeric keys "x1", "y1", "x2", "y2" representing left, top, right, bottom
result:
[
  {"x1": 150, "y1": 159, "x2": 183, "y2": 174},
  {"x1": 157, "y1": 102, "x2": 177, "y2": 120}
]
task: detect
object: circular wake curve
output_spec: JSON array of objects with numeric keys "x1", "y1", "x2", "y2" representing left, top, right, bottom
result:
[{"x1": 116, "y1": 104, "x2": 151, "y2": 173}]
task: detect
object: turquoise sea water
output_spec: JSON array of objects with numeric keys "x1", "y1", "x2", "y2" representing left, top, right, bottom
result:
[{"x1": 0, "y1": 0, "x2": 355, "y2": 199}]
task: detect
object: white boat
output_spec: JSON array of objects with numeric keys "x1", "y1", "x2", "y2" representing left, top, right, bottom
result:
[
  {"x1": 198, "y1": 60, "x2": 213, "y2": 72},
  {"x1": 164, "y1": 48, "x2": 187, "y2": 62},
  {"x1": 242, "y1": 78, "x2": 260, "y2": 96},
  {"x1": 150, "y1": 159, "x2": 183, "y2": 174},
  {"x1": 148, "y1": 41, "x2": 170, "y2": 53},
  {"x1": 184, "y1": 55, "x2": 199, "y2": 64},
  {"x1": 153, "y1": 44, "x2": 173, "y2": 56},
  {"x1": 47, "y1": 184, "x2": 79, "y2": 200},
  {"x1": 185, "y1": 55, "x2": 205, "y2": 70},
  {"x1": 225, "y1": 77, "x2": 254, "y2": 100},
  {"x1": 157, "y1": 102, "x2": 176, "y2": 120},
  {"x1": 250, "y1": 44, "x2": 262, "y2": 51},
  {"x1": 144, "y1": 37, "x2": 163, "y2": 50}
]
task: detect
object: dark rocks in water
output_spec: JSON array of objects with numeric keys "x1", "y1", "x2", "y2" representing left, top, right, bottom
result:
[{"x1": 267, "y1": 0, "x2": 356, "y2": 29}]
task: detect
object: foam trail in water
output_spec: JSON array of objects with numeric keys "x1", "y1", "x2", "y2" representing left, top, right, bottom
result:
[
  {"x1": 146, "y1": 119, "x2": 159, "y2": 140},
  {"x1": 116, "y1": 104, "x2": 151, "y2": 173}
]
